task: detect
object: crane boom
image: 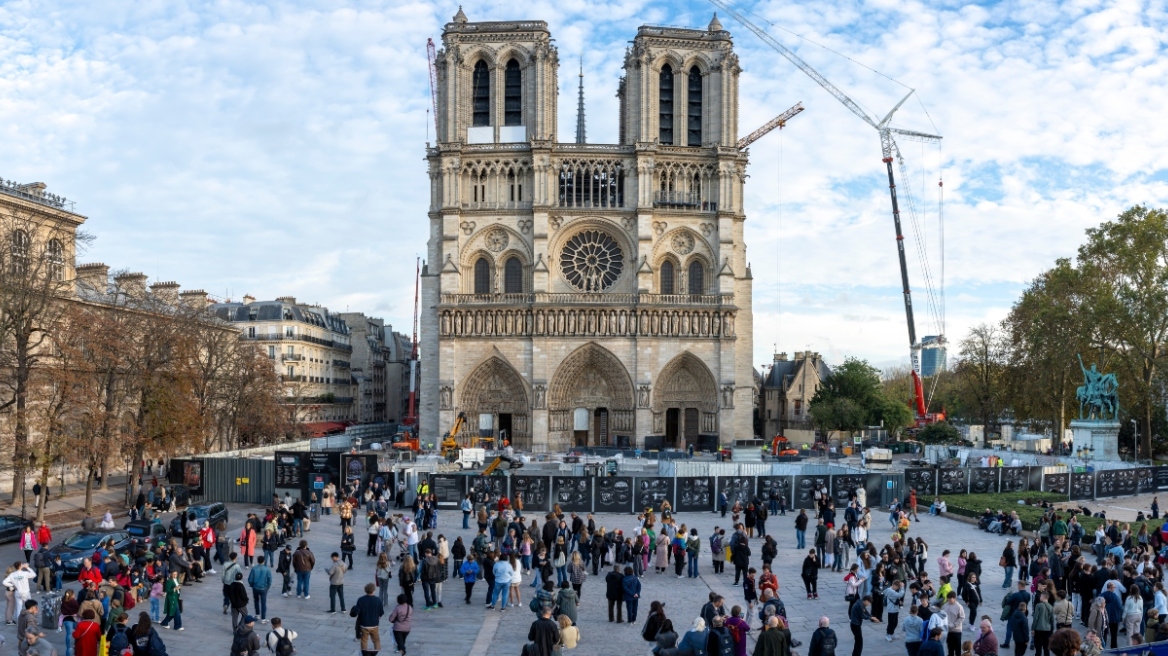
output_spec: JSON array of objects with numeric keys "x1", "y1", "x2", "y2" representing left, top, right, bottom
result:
[
  {"x1": 426, "y1": 38, "x2": 439, "y2": 137},
  {"x1": 737, "y1": 102, "x2": 804, "y2": 149}
]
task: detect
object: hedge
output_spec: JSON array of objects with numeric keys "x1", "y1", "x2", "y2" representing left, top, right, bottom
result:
[{"x1": 941, "y1": 491, "x2": 1165, "y2": 543}]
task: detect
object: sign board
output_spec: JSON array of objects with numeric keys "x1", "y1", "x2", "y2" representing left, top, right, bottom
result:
[
  {"x1": 904, "y1": 469, "x2": 936, "y2": 497},
  {"x1": 1095, "y1": 469, "x2": 1137, "y2": 498},
  {"x1": 755, "y1": 477, "x2": 792, "y2": 509},
  {"x1": 831, "y1": 475, "x2": 867, "y2": 507},
  {"x1": 1070, "y1": 471, "x2": 1095, "y2": 501},
  {"x1": 594, "y1": 477, "x2": 633, "y2": 514},
  {"x1": 969, "y1": 468, "x2": 999, "y2": 494},
  {"x1": 551, "y1": 477, "x2": 592, "y2": 513},
  {"x1": 999, "y1": 467, "x2": 1029, "y2": 493},
  {"x1": 1154, "y1": 468, "x2": 1168, "y2": 492},
  {"x1": 274, "y1": 452, "x2": 303, "y2": 488},
  {"x1": 938, "y1": 468, "x2": 969, "y2": 495},
  {"x1": 511, "y1": 476, "x2": 550, "y2": 513},
  {"x1": 1043, "y1": 473, "x2": 1069, "y2": 496},
  {"x1": 634, "y1": 478, "x2": 675, "y2": 512},
  {"x1": 718, "y1": 477, "x2": 755, "y2": 508},
  {"x1": 792, "y1": 476, "x2": 829, "y2": 510},
  {"x1": 468, "y1": 476, "x2": 507, "y2": 507},
  {"x1": 675, "y1": 477, "x2": 715, "y2": 513},
  {"x1": 430, "y1": 475, "x2": 463, "y2": 508}
]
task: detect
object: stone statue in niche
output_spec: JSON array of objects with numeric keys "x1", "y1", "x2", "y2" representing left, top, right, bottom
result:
[
  {"x1": 532, "y1": 384, "x2": 547, "y2": 410},
  {"x1": 439, "y1": 386, "x2": 453, "y2": 411},
  {"x1": 721, "y1": 385, "x2": 735, "y2": 409},
  {"x1": 637, "y1": 385, "x2": 651, "y2": 408}
]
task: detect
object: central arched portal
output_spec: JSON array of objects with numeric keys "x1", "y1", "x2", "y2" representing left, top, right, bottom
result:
[
  {"x1": 652, "y1": 351, "x2": 719, "y2": 449},
  {"x1": 547, "y1": 343, "x2": 635, "y2": 449}
]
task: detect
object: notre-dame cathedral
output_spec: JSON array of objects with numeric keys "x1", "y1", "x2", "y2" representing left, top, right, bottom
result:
[{"x1": 419, "y1": 8, "x2": 756, "y2": 452}]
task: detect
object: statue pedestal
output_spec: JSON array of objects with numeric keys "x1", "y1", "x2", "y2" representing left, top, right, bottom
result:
[{"x1": 1070, "y1": 419, "x2": 1120, "y2": 461}]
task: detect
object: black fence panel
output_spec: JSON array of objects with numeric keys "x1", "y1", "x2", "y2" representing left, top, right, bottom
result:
[
  {"x1": 938, "y1": 468, "x2": 968, "y2": 496},
  {"x1": 832, "y1": 475, "x2": 868, "y2": 507},
  {"x1": 1070, "y1": 472, "x2": 1095, "y2": 501},
  {"x1": 512, "y1": 476, "x2": 550, "y2": 513},
  {"x1": 552, "y1": 477, "x2": 592, "y2": 513},
  {"x1": 1137, "y1": 468, "x2": 1157, "y2": 494},
  {"x1": 1154, "y1": 468, "x2": 1168, "y2": 491},
  {"x1": 1044, "y1": 473, "x2": 1069, "y2": 496},
  {"x1": 634, "y1": 478, "x2": 676, "y2": 513},
  {"x1": 1096, "y1": 469, "x2": 1138, "y2": 498},
  {"x1": 969, "y1": 468, "x2": 999, "y2": 494},
  {"x1": 793, "y1": 476, "x2": 829, "y2": 510},
  {"x1": 756, "y1": 477, "x2": 793, "y2": 509},
  {"x1": 1027, "y1": 467, "x2": 1044, "y2": 492},
  {"x1": 594, "y1": 477, "x2": 634, "y2": 514},
  {"x1": 1000, "y1": 468, "x2": 1029, "y2": 493},
  {"x1": 718, "y1": 477, "x2": 755, "y2": 508},
  {"x1": 468, "y1": 476, "x2": 508, "y2": 507},
  {"x1": 904, "y1": 469, "x2": 936, "y2": 496},
  {"x1": 431, "y1": 475, "x2": 464, "y2": 509},
  {"x1": 675, "y1": 477, "x2": 715, "y2": 513}
]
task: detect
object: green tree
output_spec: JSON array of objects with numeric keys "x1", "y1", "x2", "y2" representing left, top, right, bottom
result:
[
  {"x1": 953, "y1": 324, "x2": 1008, "y2": 444},
  {"x1": 916, "y1": 421, "x2": 961, "y2": 444},
  {"x1": 877, "y1": 396, "x2": 914, "y2": 438}
]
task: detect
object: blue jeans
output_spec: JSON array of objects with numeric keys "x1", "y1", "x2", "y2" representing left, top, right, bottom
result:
[
  {"x1": 491, "y1": 582, "x2": 509, "y2": 608},
  {"x1": 64, "y1": 619, "x2": 76, "y2": 656},
  {"x1": 463, "y1": 512, "x2": 471, "y2": 529},
  {"x1": 293, "y1": 519, "x2": 303, "y2": 536},
  {"x1": 521, "y1": 555, "x2": 531, "y2": 571},
  {"x1": 161, "y1": 608, "x2": 182, "y2": 630},
  {"x1": 797, "y1": 529, "x2": 806, "y2": 549},
  {"x1": 264, "y1": 551, "x2": 275, "y2": 568},
  {"x1": 150, "y1": 598, "x2": 161, "y2": 621},
  {"x1": 54, "y1": 571, "x2": 63, "y2": 591},
  {"x1": 296, "y1": 571, "x2": 311, "y2": 596},
  {"x1": 688, "y1": 557, "x2": 698, "y2": 577},
  {"x1": 626, "y1": 598, "x2": 639, "y2": 623},
  {"x1": 1002, "y1": 566, "x2": 1014, "y2": 588},
  {"x1": 770, "y1": 500, "x2": 779, "y2": 515},
  {"x1": 252, "y1": 588, "x2": 268, "y2": 619},
  {"x1": 557, "y1": 566, "x2": 568, "y2": 584},
  {"x1": 530, "y1": 569, "x2": 542, "y2": 588}
]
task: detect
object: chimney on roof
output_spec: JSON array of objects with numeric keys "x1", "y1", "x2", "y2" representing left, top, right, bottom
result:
[
  {"x1": 179, "y1": 289, "x2": 209, "y2": 308},
  {"x1": 75, "y1": 263, "x2": 109, "y2": 292},
  {"x1": 794, "y1": 351, "x2": 804, "y2": 360},
  {"x1": 774, "y1": 351, "x2": 788, "y2": 363},
  {"x1": 276, "y1": 296, "x2": 297, "y2": 305},
  {"x1": 243, "y1": 294, "x2": 255, "y2": 305},
  {"x1": 150, "y1": 281, "x2": 180, "y2": 305},
  {"x1": 114, "y1": 272, "x2": 148, "y2": 298}
]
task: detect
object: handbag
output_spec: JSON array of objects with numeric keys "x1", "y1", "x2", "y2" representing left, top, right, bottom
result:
[
  {"x1": 529, "y1": 596, "x2": 541, "y2": 613},
  {"x1": 999, "y1": 556, "x2": 1007, "y2": 567}
]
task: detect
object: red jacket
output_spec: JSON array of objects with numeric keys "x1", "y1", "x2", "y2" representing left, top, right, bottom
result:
[
  {"x1": 72, "y1": 620, "x2": 102, "y2": 656},
  {"x1": 37, "y1": 525, "x2": 52, "y2": 547},
  {"x1": 77, "y1": 565, "x2": 103, "y2": 586}
]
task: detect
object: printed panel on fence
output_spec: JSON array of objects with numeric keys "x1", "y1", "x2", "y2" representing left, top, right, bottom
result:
[
  {"x1": 719, "y1": 477, "x2": 756, "y2": 509},
  {"x1": 904, "y1": 469, "x2": 936, "y2": 496},
  {"x1": 999, "y1": 467, "x2": 1029, "y2": 493},
  {"x1": 1070, "y1": 471, "x2": 1095, "y2": 501},
  {"x1": 832, "y1": 475, "x2": 868, "y2": 507},
  {"x1": 1137, "y1": 468, "x2": 1157, "y2": 494},
  {"x1": 1095, "y1": 469, "x2": 1138, "y2": 498},
  {"x1": 938, "y1": 468, "x2": 969, "y2": 495},
  {"x1": 756, "y1": 477, "x2": 793, "y2": 510},
  {"x1": 863, "y1": 474, "x2": 885, "y2": 509},
  {"x1": 511, "y1": 476, "x2": 550, "y2": 513},
  {"x1": 468, "y1": 476, "x2": 508, "y2": 507},
  {"x1": 634, "y1": 478, "x2": 676, "y2": 513},
  {"x1": 594, "y1": 477, "x2": 633, "y2": 514},
  {"x1": 675, "y1": 477, "x2": 715, "y2": 513},
  {"x1": 1043, "y1": 473, "x2": 1069, "y2": 496},
  {"x1": 969, "y1": 468, "x2": 999, "y2": 494},
  {"x1": 1027, "y1": 467, "x2": 1044, "y2": 492},
  {"x1": 552, "y1": 476, "x2": 593, "y2": 513},
  {"x1": 431, "y1": 474, "x2": 464, "y2": 508},
  {"x1": 1154, "y1": 468, "x2": 1168, "y2": 491},
  {"x1": 793, "y1": 475, "x2": 830, "y2": 510}
]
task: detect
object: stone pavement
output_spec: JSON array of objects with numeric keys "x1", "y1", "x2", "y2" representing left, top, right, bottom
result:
[{"x1": 0, "y1": 499, "x2": 1103, "y2": 656}]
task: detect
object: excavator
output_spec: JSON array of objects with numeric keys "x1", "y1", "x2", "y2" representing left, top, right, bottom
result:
[
  {"x1": 770, "y1": 435, "x2": 800, "y2": 457},
  {"x1": 481, "y1": 453, "x2": 523, "y2": 476},
  {"x1": 440, "y1": 412, "x2": 468, "y2": 458}
]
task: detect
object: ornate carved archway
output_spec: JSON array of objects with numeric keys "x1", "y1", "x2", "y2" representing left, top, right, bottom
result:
[
  {"x1": 547, "y1": 342, "x2": 635, "y2": 447},
  {"x1": 457, "y1": 355, "x2": 530, "y2": 446},
  {"x1": 652, "y1": 351, "x2": 719, "y2": 444}
]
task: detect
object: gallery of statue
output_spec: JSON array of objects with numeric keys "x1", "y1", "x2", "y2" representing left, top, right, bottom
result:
[{"x1": 419, "y1": 10, "x2": 756, "y2": 452}]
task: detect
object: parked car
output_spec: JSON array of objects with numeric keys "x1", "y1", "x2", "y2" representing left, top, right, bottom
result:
[
  {"x1": 49, "y1": 530, "x2": 132, "y2": 575},
  {"x1": 0, "y1": 515, "x2": 28, "y2": 544},
  {"x1": 169, "y1": 502, "x2": 229, "y2": 537},
  {"x1": 124, "y1": 519, "x2": 169, "y2": 549}
]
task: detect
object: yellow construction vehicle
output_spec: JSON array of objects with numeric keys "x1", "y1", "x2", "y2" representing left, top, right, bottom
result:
[
  {"x1": 440, "y1": 412, "x2": 467, "y2": 458},
  {"x1": 481, "y1": 454, "x2": 524, "y2": 476}
]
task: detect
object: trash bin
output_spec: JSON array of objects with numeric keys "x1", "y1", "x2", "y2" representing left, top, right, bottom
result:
[{"x1": 41, "y1": 592, "x2": 61, "y2": 630}]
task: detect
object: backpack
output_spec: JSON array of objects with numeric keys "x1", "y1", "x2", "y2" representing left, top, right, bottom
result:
[
  {"x1": 1000, "y1": 593, "x2": 1013, "y2": 621},
  {"x1": 672, "y1": 542, "x2": 684, "y2": 558},
  {"x1": 819, "y1": 628, "x2": 837, "y2": 656},
  {"x1": 110, "y1": 625, "x2": 132, "y2": 655},
  {"x1": 231, "y1": 629, "x2": 254, "y2": 656},
  {"x1": 270, "y1": 629, "x2": 295, "y2": 656}
]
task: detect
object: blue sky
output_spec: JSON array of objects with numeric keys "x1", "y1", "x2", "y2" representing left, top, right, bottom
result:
[{"x1": 2, "y1": 0, "x2": 1166, "y2": 372}]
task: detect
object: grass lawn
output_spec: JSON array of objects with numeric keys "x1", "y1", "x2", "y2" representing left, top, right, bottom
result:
[{"x1": 942, "y1": 491, "x2": 1165, "y2": 541}]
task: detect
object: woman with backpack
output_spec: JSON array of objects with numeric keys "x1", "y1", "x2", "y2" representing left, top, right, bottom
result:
[{"x1": 129, "y1": 612, "x2": 166, "y2": 656}]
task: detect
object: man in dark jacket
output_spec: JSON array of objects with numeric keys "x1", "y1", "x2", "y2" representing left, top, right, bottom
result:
[
  {"x1": 276, "y1": 545, "x2": 293, "y2": 596},
  {"x1": 227, "y1": 572, "x2": 250, "y2": 630},
  {"x1": 605, "y1": 564, "x2": 625, "y2": 623},
  {"x1": 808, "y1": 616, "x2": 837, "y2": 656},
  {"x1": 231, "y1": 615, "x2": 262, "y2": 656},
  {"x1": 795, "y1": 510, "x2": 809, "y2": 549},
  {"x1": 702, "y1": 594, "x2": 727, "y2": 628},
  {"x1": 1000, "y1": 581, "x2": 1031, "y2": 648},
  {"x1": 292, "y1": 541, "x2": 315, "y2": 599},
  {"x1": 1102, "y1": 581, "x2": 1123, "y2": 648},
  {"x1": 732, "y1": 538, "x2": 751, "y2": 585},
  {"x1": 754, "y1": 615, "x2": 788, "y2": 656},
  {"x1": 848, "y1": 595, "x2": 880, "y2": 656},
  {"x1": 350, "y1": 582, "x2": 384, "y2": 654},
  {"x1": 528, "y1": 606, "x2": 561, "y2": 656},
  {"x1": 622, "y1": 567, "x2": 641, "y2": 624},
  {"x1": 918, "y1": 627, "x2": 947, "y2": 656}
]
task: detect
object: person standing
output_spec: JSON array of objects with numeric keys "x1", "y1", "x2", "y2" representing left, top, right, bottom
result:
[
  {"x1": 460, "y1": 554, "x2": 480, "y2": 605},
  {"x1": 19, "y1": 526, "x2": 38, "y2": 564},
  {"x1": 293, "y1": 541, "x2": 315, "y2": 600},
  {"x1": 230, "y1": 615, "x2": 262, "y2": 656},
  {"x1": 849, "y1": 595, "x2": 881, "y2": 656},
  {"x1": 3, "y1": 563, "x2": 35, "y2": 615},
  {"x1": 277, "y1": 545, "x2": 293, "y2": 597},
  {"x1": 622, "y1": 566, "x2": 641, "y2": 624},
  {"x1": 809, "y1": 616, "x2": 838, "y2": 656},
  {"x1": 605, "y1": 564, "x2": 625, "y2": 624},
  {"x1": 461, "y1": 494, "x2": 473, "y2": 530},
  {"x1": 239, "y1": 523, "x2": 257, "y2": 569},
  {"x1": 247, "y1": 555, "x2": 272, "y2": 624},
  {"x1": 326, "y1": 552, "x2": 347, "y2": 614},
  {"x1": 388, "y1": 594, "x2": 413, "y2": 655},
  {"x1": 802, "y1": 550, "x2": 819, "y2": 599},
  {"x1": 228, "y1": 571, "x2": 251, "y2": 630},
  {"x1": 795, "y1": 510, "x2": 808, "y2": 550},
  {"x1": 528, "y1": 606, "x2": 561, "y2": 656},
  {"x1": 488, "y1": 551, "x2": 512, "y2": 611},
  {"x1": 265, "y1": 617, "x2": 297, "y2": 655},
  {"x1": 1033, "y1": 590, "x2": 1055, "y2": 656},
  {"x1": 350, "y1": 583, "x2": 385, "y2": 656},
  {"x1": 884, "y1": 579, "x2": 904, "y2": 641},
  {"x1": 159, "y1": 570, "x2": 183, "y2": 631},
  {"x1": 942, "y1": 591, "x2": 966, "y2": 656}
]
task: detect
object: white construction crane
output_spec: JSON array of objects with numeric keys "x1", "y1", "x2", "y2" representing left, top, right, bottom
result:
[
  {"x1": 709, "y1": 0, "x2": 944, "y2": 423},
  {"x1": 737, "y1": 102, "x2": 804, "y2": 149}
]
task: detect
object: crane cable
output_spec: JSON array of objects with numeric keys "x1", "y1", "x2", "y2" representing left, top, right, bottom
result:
[{"x1": 776, "y1": 124, "x2": 783, "y2": 343}]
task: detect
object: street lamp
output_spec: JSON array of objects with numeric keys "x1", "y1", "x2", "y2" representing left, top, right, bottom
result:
[{"x1": 1132, "y1": 419, "x2": 1139, "y2": 463}]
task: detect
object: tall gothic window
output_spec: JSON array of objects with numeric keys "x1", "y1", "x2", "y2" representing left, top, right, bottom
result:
[
  {"x1": 474, "y1": 257, "x2": 491, "y2": 294},
  {"x1": 47, "y1": 238, "x2": 64, "y2": 281},
  {"x1": 504, "y1": 256, "x2": 523, "y2": 293},
  {"x1": 660, "y1": 260, "x2": 675, "y2": 295},
  {"x1": 10, "y1": 229, "x2": 29, "y2": 275},
  {"x1": 687, "y1": 66, "x2": 702, "y2": 146},
  {"x1": 659, "y1": 64, "x2": 674, "y2": 145},
  {"x1": 504, "y1": 59, "x2": 522, "y2": 126},
  {"x1": 472, "y1": 61, "x2": 490, "y2": 127},
  {"x1": 688, "y1": 261, "x2": 704, "y2": 295}
]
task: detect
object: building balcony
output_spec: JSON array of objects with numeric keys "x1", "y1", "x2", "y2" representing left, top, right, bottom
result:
[
  {"x1": 242, "y1": 333, "x2": 352, "y2": 352},
  {"x1": 440, "y1": 292, "x2": 734, "y2": 307},
  {"x1": 332, "y1": 359, "x2": 351, "y2": 369},
  {"x1": 652, "y1": 191, "x2": 717, "y2": 212},
  {"x1": 281, "y1": 354, "x2": 304, "y2": 362}
]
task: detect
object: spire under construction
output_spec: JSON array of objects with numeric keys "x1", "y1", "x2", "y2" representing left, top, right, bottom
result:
[{"x1": 575, "y1": 58, "x2": 586, "y2": 144}]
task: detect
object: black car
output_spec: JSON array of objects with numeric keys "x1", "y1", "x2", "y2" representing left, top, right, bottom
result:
[
  {"x1": 123, "y1": 520, "x2": 169, "y2": 549},
  {"x1": 169, "y1": 502, "x2": 229, "y2": 537},
  {"x1": 49, "y1": 530, "x2": 132, "y2": 575},
  {"x1": 0, "y1": 515, "x2": 28, "y2": 545}
]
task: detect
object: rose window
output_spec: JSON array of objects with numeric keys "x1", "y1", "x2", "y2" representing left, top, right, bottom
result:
[{"x1": 560, "y1": 229, "x2": 624, "y2": 292}]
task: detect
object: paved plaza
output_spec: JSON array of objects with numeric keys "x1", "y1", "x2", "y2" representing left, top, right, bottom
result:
[{"x1": 0, "y1": 494, "x2": 1142, "y2": 656}]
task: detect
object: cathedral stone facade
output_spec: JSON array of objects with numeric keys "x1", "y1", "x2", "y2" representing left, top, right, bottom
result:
[{"x1": 419, "y1": 10, "x2": 756, "y2": 452}]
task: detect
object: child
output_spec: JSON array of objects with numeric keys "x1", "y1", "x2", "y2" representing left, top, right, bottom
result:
[
  {"x1": 961, "y1": 639, "x2": 973, "y2": 656},
  {"x1": 149, "y1": 578, "x2": 164, "y2": 622},
  {"x1": 743, "y1": 567, "x2": 758, "y2": 618}
]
